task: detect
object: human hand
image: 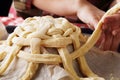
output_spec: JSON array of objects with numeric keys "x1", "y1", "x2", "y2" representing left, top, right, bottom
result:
[
  {"x1": 96, "y1": 11, "x2": 120, "y2": 51},
  {"x1": 77, "y1": 1, "x2": 105, "y2": 29},
  {"x1": 76, "y1": 1, "x2": 120, "y2": 52}
]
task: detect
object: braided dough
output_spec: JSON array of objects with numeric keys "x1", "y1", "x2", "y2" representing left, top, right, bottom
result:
[{"x1": 0, "y1": 2, "x2": 120, "y2": 80}]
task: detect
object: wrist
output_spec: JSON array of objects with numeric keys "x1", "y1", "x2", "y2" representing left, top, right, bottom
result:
[{"x1": 75, "y1": 0, "x2": 90, "y2": 15}]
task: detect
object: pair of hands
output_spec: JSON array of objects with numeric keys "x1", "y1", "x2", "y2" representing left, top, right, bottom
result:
[{"x1": 77, "y1": 3, "x2": 120, "y2": 52}]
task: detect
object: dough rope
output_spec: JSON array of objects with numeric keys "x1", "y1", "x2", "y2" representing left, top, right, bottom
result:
[{"x1": 0, "y1": 2, "x2": 120, "y2": 80}]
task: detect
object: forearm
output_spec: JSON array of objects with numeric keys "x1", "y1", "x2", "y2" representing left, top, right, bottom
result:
[{"x1": 32, "y1": 0, "x2": 88, "y2": 16}]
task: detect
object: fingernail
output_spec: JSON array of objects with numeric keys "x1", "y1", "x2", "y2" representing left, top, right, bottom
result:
[
  {"x1": 102, "y1": 23, "x2": 107, "y2": 30},
  {"x1": 112, "y1": 30, "x2": 117, "y2": 36}
]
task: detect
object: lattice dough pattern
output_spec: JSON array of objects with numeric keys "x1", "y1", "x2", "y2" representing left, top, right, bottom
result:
[{"x1": 0, "y1": 2, "x2": 120, "y2": 80}]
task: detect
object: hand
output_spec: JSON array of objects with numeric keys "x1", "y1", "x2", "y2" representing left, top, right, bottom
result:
[
  {"x1": 76, "y1": 1, "x2": 120, "y2": 52},
  {"x1": 97, "y1": 11, "x2": 120, "y2": 51},
  {"x1": 77, "y1": 1, "x2": 105, "y2": 29}
]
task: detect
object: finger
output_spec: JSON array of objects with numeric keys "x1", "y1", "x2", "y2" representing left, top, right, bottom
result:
[
  {"x1": 98, "y1": 34, "x2": 106, "y2": 50},
  {"x1": 110, "y1": 33, "x2": 120, "y2": 51},
  {"x1": 112, "y1": 27, "x2": 120, "y2": 36},
  {"x1": 103, "y1": 13, "x2": 120, "y2": 27},
  {"x1": 103, "y1": 30, "x2": 113, "y2": 51},
  {"x1": 102, "y1": 22, "x2": 112, "y2": 32},
  {"x1": 102, "y1": 22, "x2": 108, "y2": 30},
  {"x1": 86, "y1": 24, "x2": 94, "y2": 30},
  {"x1": 95, "y1": 32, "x2": 105, "y2": 49}
]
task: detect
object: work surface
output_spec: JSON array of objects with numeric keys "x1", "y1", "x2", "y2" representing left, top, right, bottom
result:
[{"x1": 85, "y1": 47, "x2": 120, "y2": 80}]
